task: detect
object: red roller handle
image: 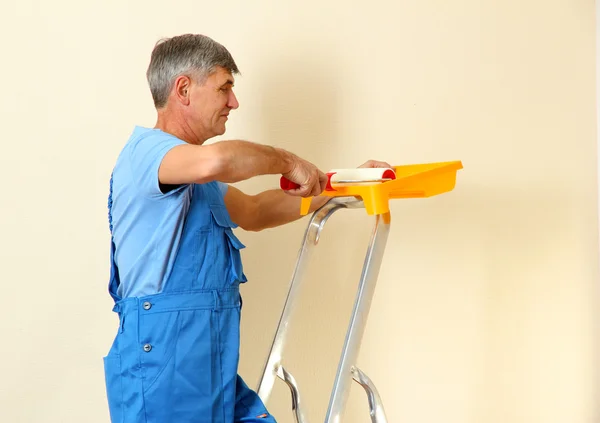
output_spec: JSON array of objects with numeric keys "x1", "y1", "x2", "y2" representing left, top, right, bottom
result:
[
  {"x1": 280, "y1": 176, "x2": 300, "y2": 190},
  {"x1": 280, "y1": 173, "x2": 338, "y2": 192}
]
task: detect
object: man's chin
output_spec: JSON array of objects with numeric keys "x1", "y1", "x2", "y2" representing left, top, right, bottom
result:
[{"x1": 215, "y1": 125, "x2": 227, "y2": 136}]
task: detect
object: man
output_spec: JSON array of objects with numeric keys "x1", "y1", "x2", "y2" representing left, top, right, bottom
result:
[{"x1": 104, "y1": 33, "x2": 390, "y2": 423}]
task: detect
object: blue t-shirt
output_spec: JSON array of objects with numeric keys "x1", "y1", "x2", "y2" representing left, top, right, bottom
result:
[{"x1": 110, "y1": 126, "x2": 228, "y2": 298}]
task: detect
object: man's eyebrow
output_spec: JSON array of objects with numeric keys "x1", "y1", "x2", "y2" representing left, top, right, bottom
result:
[{"x1": 220, "y1": 79, "x2": 234, "y2": 87}]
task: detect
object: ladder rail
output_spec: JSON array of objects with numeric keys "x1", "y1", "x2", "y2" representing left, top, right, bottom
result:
[{"x1": 324, "y1": 212, "x2": 391, "y2": 423}]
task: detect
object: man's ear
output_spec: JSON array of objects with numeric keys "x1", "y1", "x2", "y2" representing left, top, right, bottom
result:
[{"x1": 173, "y1": 75, "x2": 192, "y2": 105}]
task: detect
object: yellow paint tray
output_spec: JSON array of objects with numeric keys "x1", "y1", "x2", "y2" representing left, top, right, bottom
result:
[{"x1": 299, "y1": 161, "x2": 463, "y2": 215}]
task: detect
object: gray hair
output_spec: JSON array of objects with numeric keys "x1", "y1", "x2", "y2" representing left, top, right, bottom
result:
[{"x1": 146, "y1": 34, "x2": 239, "y2": 108}]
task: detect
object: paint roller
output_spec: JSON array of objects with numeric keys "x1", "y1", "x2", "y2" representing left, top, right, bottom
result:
[{"x1": 280, "y1": 167, "x2": 396, "y2": 192}]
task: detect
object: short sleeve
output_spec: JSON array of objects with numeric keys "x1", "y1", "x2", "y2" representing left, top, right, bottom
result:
[
  {"x1": 217, "y1": 182, "x2": 229, "y2": 197},
  {"x1": 127, "y1": 131, "x2": 187, "y2": 197}
]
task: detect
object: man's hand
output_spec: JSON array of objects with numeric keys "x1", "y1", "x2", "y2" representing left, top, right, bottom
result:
[
  {"x1": 357, "y1": 159, "x2": 392, "y2": 169},
  {"x1": 281, "y1": 155, "x2": 328, "y2": 197}
]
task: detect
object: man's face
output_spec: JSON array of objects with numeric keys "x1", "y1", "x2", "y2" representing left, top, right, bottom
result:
[{"x1": 188, "y1": 66, "x2": 239, "y2": 141}]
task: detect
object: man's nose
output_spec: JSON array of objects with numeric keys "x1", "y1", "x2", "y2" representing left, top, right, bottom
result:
[{"x1": 228, "y1": 91, "x2": 239, "y2": 109}]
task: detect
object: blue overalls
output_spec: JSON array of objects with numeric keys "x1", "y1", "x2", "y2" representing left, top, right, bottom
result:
[{"x1": 104, "y1": 179, "x2": 276, "y2": 423}]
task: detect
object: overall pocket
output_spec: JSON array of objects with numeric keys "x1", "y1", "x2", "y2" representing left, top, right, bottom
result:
[
  {"x1": 103, "y1": 354, "x2": 124, "y2": 423},
  {"x1": 140, "y1": 308, "x2": 225, "y2": 422}
]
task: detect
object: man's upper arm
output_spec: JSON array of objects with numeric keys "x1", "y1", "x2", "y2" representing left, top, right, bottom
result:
[
  {"x1": 223, "y1": 185, "x2": 259, "y2": 231},
  {"x1": 158, "y1": 143, "x2": 223, "y2": 186},
  {"x1": 128, "y1": 133, "x2": 187, "y2": 197}
]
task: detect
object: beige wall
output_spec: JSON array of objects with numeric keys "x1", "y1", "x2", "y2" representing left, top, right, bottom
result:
[{"x1": 0, "y1": 0, "x2": 597, "y2": 422}]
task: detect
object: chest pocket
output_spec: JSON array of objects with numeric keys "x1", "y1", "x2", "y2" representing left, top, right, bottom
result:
[
  {"x1": 168, "y1": 183, "x2": 247, "y2": 292},
  {"x1": 208, "y1": 201, "x2": 248, "y2": 286}
]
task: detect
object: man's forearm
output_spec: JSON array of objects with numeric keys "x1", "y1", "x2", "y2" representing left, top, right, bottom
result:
[
  {"x1": 158, "y1": 140, "x2": 298, "y2": 186},
  {"x1": 252, "y1": 189, "x2": 330, "y2": 230},
  {"x1": 211, "y1": 141, "x2": 294, "y2": 183}
]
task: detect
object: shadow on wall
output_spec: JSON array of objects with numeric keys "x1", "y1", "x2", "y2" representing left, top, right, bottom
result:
[
  {"x1": 254, "y1": 52, "x2": 341, "y2": 166},
  {"x1": 235, "y1": 50, "x2": 360, "y2": 423}
]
